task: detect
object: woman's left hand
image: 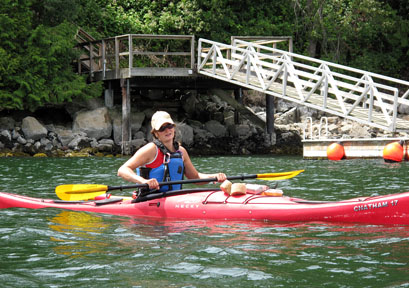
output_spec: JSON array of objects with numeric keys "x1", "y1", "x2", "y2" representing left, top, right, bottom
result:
[{"x1": 215, "y1": 173, "x2": 227, "y2": 182}]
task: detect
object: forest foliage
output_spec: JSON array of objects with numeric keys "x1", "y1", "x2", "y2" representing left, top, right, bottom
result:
[{"x1": 1, "y1": 0, "x2": 408, "y2": 111}]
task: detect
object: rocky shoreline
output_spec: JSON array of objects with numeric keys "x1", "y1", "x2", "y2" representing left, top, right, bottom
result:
[{"x1": 0, "y1": 89, "x2": 408, "y2": 158}]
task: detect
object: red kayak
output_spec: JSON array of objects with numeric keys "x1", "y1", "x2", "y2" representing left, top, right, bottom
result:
[{"x1": 1, "y1": 188, "x2": 408, "y2": 225}]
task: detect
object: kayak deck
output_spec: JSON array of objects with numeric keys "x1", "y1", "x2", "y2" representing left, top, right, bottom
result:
[{"x1": 0, "y1": 189, "x2": 409, "y2": 225}]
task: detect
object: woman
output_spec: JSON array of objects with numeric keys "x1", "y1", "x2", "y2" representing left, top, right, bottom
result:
[{"x1": 117, "y1": 111, "x2": 227, "y2": 194}]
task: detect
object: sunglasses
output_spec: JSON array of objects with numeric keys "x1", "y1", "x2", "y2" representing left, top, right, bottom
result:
[{"x1": 158, "y1": 123, "x2": 175, "y2": 132}]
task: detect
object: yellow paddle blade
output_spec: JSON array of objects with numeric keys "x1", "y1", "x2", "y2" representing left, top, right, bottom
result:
[
  {"x1": 55, "y1": 184, "x2": 108, "y2": 201},
  {"x1": 256, "y1": 169, "x2": 304, "y2": 180}
]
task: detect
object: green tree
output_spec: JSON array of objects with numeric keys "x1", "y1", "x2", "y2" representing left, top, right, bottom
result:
[
  {"x1": 1, "y1": 0, "x2": 408, "y2": 113},
  {"x1": 0, "y1": 0, "x2": 102, "y2": 111},
  {"x1": 291, "y1": 0, "x2": 409, "y2": 77}
]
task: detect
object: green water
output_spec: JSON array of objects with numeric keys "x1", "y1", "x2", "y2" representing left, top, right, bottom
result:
[{"x1": 0, "y1": 156, "x2": 408, "y2": 287}]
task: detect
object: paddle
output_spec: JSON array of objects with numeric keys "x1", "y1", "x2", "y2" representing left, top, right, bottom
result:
[{"x1": 55, "y1": 169, "x2": 304, "y2": 201}]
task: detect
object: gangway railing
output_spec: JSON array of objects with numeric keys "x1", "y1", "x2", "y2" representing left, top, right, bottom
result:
[
  {"x1": 302, "y1": 117, "x2": 328, "y2": 140},
  {"x1": 318, "y1": 117, "x2": 328, "y2": 139},
  {"x1": 303, "y1": 117, "x2": 313, "y2": 140},
  {"x1": 197, "y1": 38, "x2": 409, "y2": 133}
]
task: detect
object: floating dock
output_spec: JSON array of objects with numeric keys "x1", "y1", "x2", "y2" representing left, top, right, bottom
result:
[{"x1": 303, "y1": 138, "x2": 409, "y2": 160}]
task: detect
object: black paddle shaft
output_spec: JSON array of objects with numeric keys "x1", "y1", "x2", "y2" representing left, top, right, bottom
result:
[
  {"x1": 106, "y1": 175, "x2": 258, "y2": 192},
  {"x1": 106, "y1": 178, "x2": 216, "y2": 192}
]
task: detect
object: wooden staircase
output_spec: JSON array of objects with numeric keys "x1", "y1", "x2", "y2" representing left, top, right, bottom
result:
[{"x1": 75, "y1": 28, "x2": 101, "y2": 74}]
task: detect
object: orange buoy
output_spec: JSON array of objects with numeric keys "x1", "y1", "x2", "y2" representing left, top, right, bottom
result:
[
  {"x1": 327, "y1": 142, "x2": 345, "y2": 161},
  {"x1": 383, "y1": 141, "x2": 404, "y2": 163}
]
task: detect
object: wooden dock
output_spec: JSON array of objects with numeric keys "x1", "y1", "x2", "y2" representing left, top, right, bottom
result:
[
  {"x1": 75, "y1": 31, "x2": 291, "y2": 154},
  {"x1": 75, "y1": 32, "x2": 244, "y2": 154},
  {"x1": 75, "y1": 30, "x2": 409, "y2": 155}
]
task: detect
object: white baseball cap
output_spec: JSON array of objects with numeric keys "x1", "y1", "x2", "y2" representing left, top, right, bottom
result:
[{"x1": 151, "y1": 111, "x2": 175, "y2": 131}]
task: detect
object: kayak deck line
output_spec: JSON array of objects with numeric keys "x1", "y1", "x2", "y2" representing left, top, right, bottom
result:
[
  {"x1": 95, "y1": 198, "x2": 124, "y2": 206},
  {"x1": 285, "y1": 200, "x2": 332, "y2": 204},
  {"x1": 53, "y1": 200, "x2": 86, "y2": 204},
  {"x1": 52, "y1": 197, "x2": 124, "y2": 206}
]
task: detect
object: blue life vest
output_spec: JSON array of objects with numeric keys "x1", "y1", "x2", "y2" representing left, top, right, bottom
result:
[{"x1": 137, "y1": 139, "x2": 184, "y2": 192}]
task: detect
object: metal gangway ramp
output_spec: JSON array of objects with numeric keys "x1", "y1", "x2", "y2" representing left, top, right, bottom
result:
[{"x1": 197, "y1": 38, "x2": 409, "y2": 133}]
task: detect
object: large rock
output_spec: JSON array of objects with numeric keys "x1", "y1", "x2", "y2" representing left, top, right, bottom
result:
[
  {"x1": 111, "y1": 110, "x2": 145, "y2": 145},
  {"x1": 0, "y1": 130, "x2": 13, "y2": 148},
  {"x1": 177, "y1": 123, "x2": 194, "y2": 147},
  {"x1": 73, "y1": 107, "x2": 112, "y2": 140},
  {"x1": 276, "y1": 99, "x2": 296, "y2": 113},
  {"x1": 0, "y1": 117, "x2": 15, "y2": 130},
  {"x1": 109, "y1": 108, "x2": 122, "y2": 145},
  {"x1": 112, "y1": 117, "x2": 122, "y2": 145},
  {"x1": 349, "y1": 122, "x2": 371, "y2": 138},
  {"x1": 204, "y1": 120, "x2": 226, "y2": 137},
  {"x1": 182, "y1": 91, "x2": 197, "y2": 117},
  {"x1": 194, "y1": 128, "x2": 214, "y2": 146},
  {"x1": 228, "y1": 124, "x2": 251, "y2": 140},
  {"x1": 65, "y1": 98, "x2": 105, "y2": 117},
  {"x1": 398, "y1": 104, "x2": 409, "y2": 115},
  {"x1": 131, "y1": 112, "x2": 145, "y2": 135},
  {"x1": 223, "y1": 110, "x2": 235, "y2": 126},
  {"x1": 21, "y1": 116, "x2": 48, "y2": 141},
  {"x1": 276, "y1": 107, "x2": 298, "y2": 125},
  {"x1": 96, "y1": 139, "x2": 114, "y2": 152},
  {"x1": 130, "y1": 139, "x2": 146, "y2": 151},
  {"x1": 55, "y1": 127, "x2": 76, "y2": 147},
  {"x1": 68, "y1": 134, "x2": 92, "y2": 150}
]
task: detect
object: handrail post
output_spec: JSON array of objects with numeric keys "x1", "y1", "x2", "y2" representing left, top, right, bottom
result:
[
  {"x1": 197, "y1": 39, "x2": 202, "y2": 69},
  {"x1": 190, "y1": 35, "x2": 195, "y2": 71},
  {"x1": 102, "y1": 39, "x2": 106, "y2": 80},
  {"x1": 115, "y1": 36, "x2": 119, "y2": 79},
  {"x1": 288, "y1": 37, "x2": 293, "y2": 53},
  {"x1": 323, "y1": 71, "x2": 328, "y2": 108},
  {"x1": 212, "y1": 46, "x2": 216, "y2": 74},
  {"x1": 121, "y1": 78, "x2": 131, "y2": 155},
  {"x1": 369, "y1": 85, "x2": 374, "y2": 123},
  {"x1": 319, "y1": 117, "x2": 328, "y2": 139},
  {"x1": 89, "y1": 42, "x2": 93, "y2": 81},
  {"x1": 392, "y1": 89, "x2": 399, "y2": 132},
  {"x1": 128, "y1": 34, "x2": 133, "y2": 78},
  {"x1": 77, "y1": 53, "x2": 81, "y2": 74},
  {"x1": 283, "y1": 61, "x2": 288, "y2": 97},
  {"x1": 303, "y1": 117, "x2": 313, "y2": 140},
  {"x1": 246, "y1": 53, "x2": 250, "y2": 84},
  {"x1": 98, "y1": 41, "x2": 102, "y2": 69}
]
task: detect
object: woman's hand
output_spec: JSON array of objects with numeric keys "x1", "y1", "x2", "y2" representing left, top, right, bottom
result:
[
  {"x1": 142, "y1": 178, "x2": 160, "y2": 190},
  {"x1": 215, "y1": 173, "x2": 227, "y2": 182}
]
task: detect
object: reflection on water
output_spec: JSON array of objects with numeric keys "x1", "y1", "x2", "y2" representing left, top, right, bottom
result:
[{"x1": 48, "y1": 211, "x2": 111, "y2": 258}]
